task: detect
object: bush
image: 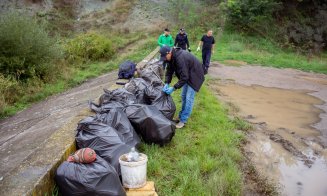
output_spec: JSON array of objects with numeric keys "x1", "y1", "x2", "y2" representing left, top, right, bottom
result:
[
  {"x1": 222, "y1": 0, "x2": 327, "y2": 53},
  {"x1": 223, "y1": 0, "x2": 281, "y2": 31},
  {"x1": 0, "y1": 74, "x2": 20, "y2": 112},
  {"x1": 0, "y1": 12, "x2": 62, "y2": 80},
  {"x1": 64, "y1": 32, "x2": 115, "y2": 64}
]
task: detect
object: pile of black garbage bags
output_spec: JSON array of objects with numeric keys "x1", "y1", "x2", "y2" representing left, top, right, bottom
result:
[{"x1": 55, "y1": 61, "x2": 176, "y2": 196}]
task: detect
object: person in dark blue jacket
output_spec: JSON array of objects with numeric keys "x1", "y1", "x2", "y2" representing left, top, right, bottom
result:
[
  {"x1": 159, "y1": 46, "x2": 204, "y2": 129},
  {"x1": 174, "y1": 28, "x2": 190, "y2": 51}
]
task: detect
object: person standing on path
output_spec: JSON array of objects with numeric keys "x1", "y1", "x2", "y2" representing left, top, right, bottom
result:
[
  {"x1": 197, "y1": 30, "x2": 215, "y2": 74},
  {"x1": 157, "y1": 28, "x2": 174, "y2": 69},
  {"x1": 158, "y1": 28, "x2": 174, "y2": 48},
  {"x1": 174, "y1": 28, "x2": 190, "y2": 51},
  {"x1": 160, "y1": 46, "x2": 205, "y2": 129}
]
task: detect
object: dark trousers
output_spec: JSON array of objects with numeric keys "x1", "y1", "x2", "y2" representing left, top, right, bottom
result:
[{"x1": 202, "y1": 50, "x2": 211, "y2": 69}]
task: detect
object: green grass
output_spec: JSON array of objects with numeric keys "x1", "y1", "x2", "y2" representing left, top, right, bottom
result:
[
  {"x1": 209, "y1": 31, "x2": 327, "y2": 74},
  {"x1": 0, "y1": 37, "x2": 157, "y2": 119},
  {"x1": 140, "y1": 81, "x2": 245, "y2": 195},
  {"x1": 230, "y1": 116, "x2": 253, "y2": 132}
]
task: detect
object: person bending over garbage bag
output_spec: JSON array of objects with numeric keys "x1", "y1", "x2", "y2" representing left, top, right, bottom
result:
[{"x1": 160, "y1": 46, "x2": 204, "y2": 129}]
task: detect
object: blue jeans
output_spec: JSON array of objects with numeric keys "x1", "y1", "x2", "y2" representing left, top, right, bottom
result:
[
  {"x1": 202, "y1": 50, "x2": 211, "y2": 69},
  {"x1": 179, "y1": 84, "x2": 196, "y2": 123}
]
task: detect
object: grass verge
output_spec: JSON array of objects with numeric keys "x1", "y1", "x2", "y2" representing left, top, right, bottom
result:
[
  {"x1": 140, "y1": 81, "x2": 245, "y2": 195},
  {"x1": 187, "y1": 28, "x2": 326, "y2": 74},
  {"x1": 210, "y1": 31, "x2": 327, "y2": 74}
]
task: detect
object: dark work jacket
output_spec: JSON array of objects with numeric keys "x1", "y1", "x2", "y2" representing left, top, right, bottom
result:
[
  {"x1": 165, "y1": 48, "x2": 204, "y2": 92},
  {"x1": 174, "y1": 33, "x2": 190, "y2": 50}
]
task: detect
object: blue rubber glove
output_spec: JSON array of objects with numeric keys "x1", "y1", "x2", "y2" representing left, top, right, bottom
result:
[
  {"x1": 165, "y1": 87, "x2": 174, "y2": 95},
  {"x1": 163, "y1": 83, "x2": 169, "y2": 92}
]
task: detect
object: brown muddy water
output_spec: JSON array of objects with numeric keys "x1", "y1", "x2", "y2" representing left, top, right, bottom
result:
[{"x1": 209, "y1": 63, "x2": 327, "y2": 196}]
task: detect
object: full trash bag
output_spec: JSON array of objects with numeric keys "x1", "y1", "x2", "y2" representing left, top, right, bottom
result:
[
  {"x1": 55, "y1": 156, "x2": 126, "y2": 196},
  {"x1": 144, "y1": 86, "x2": 176, "y2": 120},
  {"x1": 124, "y1": 78, "x2": 150, "y2": 104},
  {"x1": 99, "y1": 88, "x2": 136, "y2": 105},
  {"x1": 75, "y1": 117, "x2": 131, "y2": 174},
  {"x1": 140, "y1": 64, "x2": 163, "y2": 87},
  {"x1": 139, "y1": 59, "x2": 164, "y2": 81},
  {"x1": 124, "y1": 104, "x2": 175, "y2": 146},
  {"x1": 151, "y1": 92, "x2": 176, "y2": 120},
  {"x1": 94, "y1": 108, "x2": 141, "y2": 147},
  {"x1": 143, "y1": 85, "x2": 162, "y2": 104},
  {"x1": 89, "y1": 100, "x2": 125, "y2": 113}
]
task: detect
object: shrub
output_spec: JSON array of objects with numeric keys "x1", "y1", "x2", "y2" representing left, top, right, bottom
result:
[
  {"x1": 0, "y1": 74, "x2": 20, "y2": 112},
  {"x1": 223, "y1": 0, "x2": 281, "y2": 31},
  {"x1": 0, "y1": 12, "x2": 62, "y2": 80},
  {"x1": 222, "y1": 0, "x2": 327, "y2": 53},
  {"x1": 64, "y1": 32, "x2": 115, "y2": 64}
]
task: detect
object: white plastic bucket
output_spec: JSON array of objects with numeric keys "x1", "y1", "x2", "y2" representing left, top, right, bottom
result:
[{"x1": 119, "y1": 153, "x2": 148, "y2": 188}]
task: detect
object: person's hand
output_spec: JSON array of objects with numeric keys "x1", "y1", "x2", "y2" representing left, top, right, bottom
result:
[
  {"x1": 165, "y1": 87, "x2": 174, "y2": 95},
  {"x1": 196, "y1": 46, "x2": 200, "y2": 51},
  {"x1": 163, "y1": 83, "x2": 169, "y2": 92}
]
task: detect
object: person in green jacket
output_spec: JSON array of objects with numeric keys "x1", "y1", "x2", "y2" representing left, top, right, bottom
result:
[
  {"x1": 158, "y1": 28, "x2": 174, "y2": 48},
  {"x1": 158, "y1": 28, "x2": 174, "y2": 69}
]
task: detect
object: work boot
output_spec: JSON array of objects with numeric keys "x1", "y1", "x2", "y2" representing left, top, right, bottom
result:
[{"x1": 176, "y1": 122, "x2": 185, "y2": 129}]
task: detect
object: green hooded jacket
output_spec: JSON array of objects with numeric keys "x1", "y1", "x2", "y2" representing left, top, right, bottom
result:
[{"x1": 157, "y1": 34, "x2": 174, "y2": 47}]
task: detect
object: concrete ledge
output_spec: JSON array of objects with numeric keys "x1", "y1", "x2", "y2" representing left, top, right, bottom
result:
[
  {"x1": 136, "y1": 47, "x2": 159, "y2": 70},
  {"x1": 0, "y1": 109, "x2": 92, "y2": 195},
  {"x1": 0, "y1": 47, "x2": 160, "y2": 195}
]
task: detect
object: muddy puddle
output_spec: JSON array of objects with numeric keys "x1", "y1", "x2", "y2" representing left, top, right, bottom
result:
[
  {"x1": 247, "y1": 130, "x2": 327, "y2": 196},
  {"x1": 217, "y1": 84, "x2": 324, "y2": 138},
  {"x1": 209, "y1": 80, "x2": 327, "y2": 195}
]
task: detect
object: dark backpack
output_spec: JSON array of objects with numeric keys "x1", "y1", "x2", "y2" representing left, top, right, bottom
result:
[{"x1": 118, "y1": 61, "x2": 136, "y2": 79}]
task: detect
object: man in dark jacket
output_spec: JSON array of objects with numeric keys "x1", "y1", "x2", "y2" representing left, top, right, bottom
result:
[
  {"x1": 159, "y1": 46, "x2": 205, "y2": 129},
  {"x1": 174, "y1": 28, "x2": 190, "y2": 51}
]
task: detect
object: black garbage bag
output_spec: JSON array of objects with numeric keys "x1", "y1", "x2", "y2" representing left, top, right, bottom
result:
[
  {"x1": 152, "y1": 93, "x2": 176, "y2": 120},
  {"x1": 55, "y1": 156, "x2": 126, "y2": 196},
  {"x1": 124, "y1": 78, "x2": 150, "y2": 104},
  {"x1": 124, "y1": 104, "x2": 175, "y2": 146},
  {"x1": 89, "y1": 101, "x2": 125, "y2": 113},
  {"x1": 144, "y1": 85, "x2": 162, "y2": 104},
  {"x1": 76, "y1": 117, "x2": 131, "y2": 174},
  {"x1": 124, "y1": 78, "x2": 148, "y2": 94},
  {"x1": 140, "y1": 61, "x2": 164, "y2": 86},
  {"x1": 94, "y1": 108, "x2": 141, "y2": 147},
  {"x1": 99, "y1": 88, "x2": 136, "y2": 105},
  {"x1": 144, "y1": 86, "x2": 176, "y2": 120}
]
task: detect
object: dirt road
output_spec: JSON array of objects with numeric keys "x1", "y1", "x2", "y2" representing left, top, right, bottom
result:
[{"x1": 208, "y1": 62, "x2": 327, "y2": 196}]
